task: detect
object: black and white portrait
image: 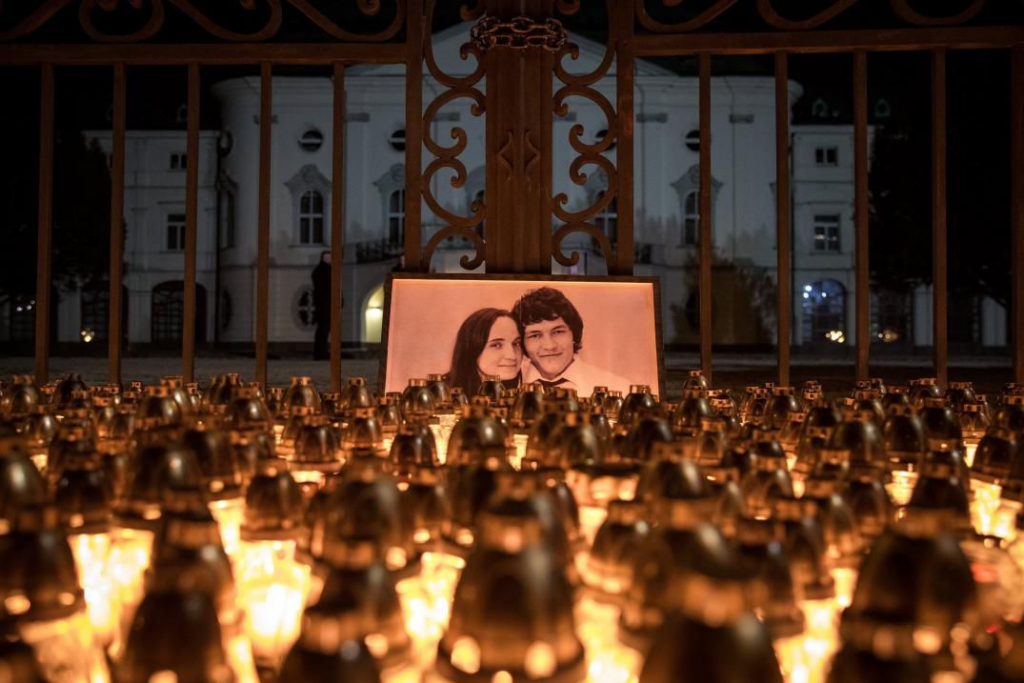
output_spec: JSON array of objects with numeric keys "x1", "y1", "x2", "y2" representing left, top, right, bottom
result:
[{"x1": 381, "y1": 275, "x2": 663, "y2": 398}]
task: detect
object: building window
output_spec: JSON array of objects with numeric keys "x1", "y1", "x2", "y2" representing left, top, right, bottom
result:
[
  {"x1": 672, "y1": 164, "x2": 722, "y2": 248},
  {"x1": 813, "y1": 214, "x2": 840, "y2": 252},
  {"x1": 295, "y1": 287, "x2": 316, "y2": 329},
  {"x1": 7, "y1": 295, "x2": 35, "y2": 342},
  {"x1": 815, "y1": 147, "x2": 838, "y2": 166},
  {"x1": 152, "y1": 282, "x2": 185, "y2": 343},
  {"x1": 299, "y1": 128, "x2": 324, "y2": 152},
  {"x1": 285, "y1": 165, "x2": 331, "y2": 246},
  {"x1": 81, "y1": 285, "x2": 109, "y2": 343},
  {"x1": 388, "y1": 189, "x2": 405, "y2": 245},
  {"x1": 595, "y1": 191, "x2": 618, "y2": 239},
  {"x1": 299, "y1": 190, "x2": 325, "y2": 244},
  {"x1": 166, "y1": 213, "x2": 186, "y2": 251},
  {"x1": 389, "y1": 129, "x2": 406, "y2": 152},
  {"x1": 170, "y1": 153, "x2": 187, "y2": 170},
  {"x1": 152, "y1": 281, "x2": 206, "y2": 343},
  {"x1": 683, "y1": 191, "x2": 699, "y2": 246},
  {"x1": 802, "y1": 280, "x2": 846, "y2": 345}
]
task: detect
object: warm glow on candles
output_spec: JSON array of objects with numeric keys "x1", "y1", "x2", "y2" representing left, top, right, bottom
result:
[
  {"x1": 209, "y1": 497, "x2": 246, "y2": 561},
  {"x1": 108, "y1": 526, "x2": 154, "y2": 657},
  {"x1": 68, "y1": 532, "x2": 119, "y2": 646},
  {"x1": 18, "y1": 610, "x2": 112, "y2": 683},
  {"x1": 236, "y1": 540, "x2": 310, "y2": 667},
  {"x1": 885, "y1": 470, "x2": 919, "y2": 508},
  {"x1": 970, "y1": 480, "x2": 1003, "y2": 536}
]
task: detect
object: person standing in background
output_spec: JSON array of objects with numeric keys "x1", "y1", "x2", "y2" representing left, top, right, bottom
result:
[{"x1": 312, "y1": 251, "x2": 331, "y2": 360}]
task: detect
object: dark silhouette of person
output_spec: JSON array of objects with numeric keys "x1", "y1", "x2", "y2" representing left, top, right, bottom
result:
[{"x1": 312, "y1": 250, "x2": 331, "y2": 360}]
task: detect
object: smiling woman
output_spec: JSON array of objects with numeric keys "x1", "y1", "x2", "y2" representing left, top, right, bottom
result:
[
  {"x1": 443, "y1": 308, "x2": 523, "y2": 398},
  {"x1": 381, "y1": 275, "x2": 664, "y2": 399}
]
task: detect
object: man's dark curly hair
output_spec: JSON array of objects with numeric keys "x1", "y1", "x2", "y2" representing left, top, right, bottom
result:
[{"x1": 511, "y1": 287, "x2": 583, "y2": 353}]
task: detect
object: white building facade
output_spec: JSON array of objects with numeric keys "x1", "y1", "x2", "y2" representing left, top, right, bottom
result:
[{"x1": 37, "y1": 25, "x2": 1003, "y2": 352}]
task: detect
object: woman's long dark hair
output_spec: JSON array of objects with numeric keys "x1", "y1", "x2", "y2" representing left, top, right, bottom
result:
[{"x1": 445, "y1": 308, "x2": 520, "y2": 397}]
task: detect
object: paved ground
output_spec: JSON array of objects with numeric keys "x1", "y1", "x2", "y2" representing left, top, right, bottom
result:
[{"x1": 1, "y1": 352, "x2": 1013, "y2": 397}]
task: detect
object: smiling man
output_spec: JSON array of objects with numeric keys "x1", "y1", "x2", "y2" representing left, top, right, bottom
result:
[{"x1": 511, "y1": 286, "x2": 628, "y2": 396}]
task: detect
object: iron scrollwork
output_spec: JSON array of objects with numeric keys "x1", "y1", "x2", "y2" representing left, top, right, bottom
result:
[
  {"x1": 419, "y1": 0, "x2": 487, "y2": 272},
  {"x1": 0, "y1": 0, "x2": 404, "y2": 42},
  {"x1": 550, "y1": 0, "x2": 621, "y2": 270},
  {"x1": 633, "y1": 0, "x2": 1002, "y2": 33}
]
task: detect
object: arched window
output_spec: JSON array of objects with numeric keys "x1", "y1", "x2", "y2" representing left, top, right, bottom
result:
[
  {"x1": 388, "y1": 189, "x2": 405, "y2": 246},
  {"x1": 294, "y1": 287, "x2": 316, "y2": 329},
  {"x1": 683, "y1": 191, "x2": 699, "y2": 246},
  {"x1": 152, "y1": 281, "x2": 206, "y2": 344},
  {"x1": 299, "y1": 190, "x2": 325, "y2": 245},
  {"x1": 364, "y1": 284, "x2": 385, "y2": 343},
  {"x1": 801, "y1": 280, "x2": 846, "y2": 345},
  {"x1": 595, "y1": 191, "x2": 618, "y2": 239}
]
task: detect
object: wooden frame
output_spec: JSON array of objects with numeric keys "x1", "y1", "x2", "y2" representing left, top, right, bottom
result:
[{"x1": 379, "y1": 273, "x2": 666, "y2": 400}]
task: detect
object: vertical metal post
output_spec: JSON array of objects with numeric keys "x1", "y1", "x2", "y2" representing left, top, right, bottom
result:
[
  {"x1": 34, "y1": 63, "x2": 54, "y2": 386},
  {"x1": 853, "y1": 51, "x2": 870, "y2": 381},
  {"x1": 932, "y1": 48, "x2": 948, "y2": 388},
  {"x1": 1013, "y1": 46, "x2": 1024, "y2": 384},
  {"x1": 256, "y1": 62, "x2": 272, "y2": 388},
  {"x1": 330, "y1": 62, "x2": 346, "y2": 392},
  {"x1": 109, "y1": 63, "x2": 126, "y2": 386},
  {"x1": 183, "y1": 62, "x2": 200, "y2": 383},
  {"x1": 615, "y1": 0, "x2": 635, "y2": 276},
  {"x1": 699, "y1": 53, "x2": 713, "y2": 383},
  {"x1": 404, "y1": 0, "x2": 423, "y2": 269},
  {"x1": 775, "y1": 52, "x2": 791, "y2": 387}
]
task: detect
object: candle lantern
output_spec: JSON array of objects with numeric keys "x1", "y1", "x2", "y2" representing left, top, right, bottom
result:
[
  {"x1": 159, "y1": 375, "x2": 194, "y2": 420},
  {"x1": 741, "y1": 440, "x2": 794, "y2": 519},
  {"x1": 825, "y1": 642, "x2": 931, "y2": 683},
  {"x1": 436, "y1": 492, "x2": 585, "y2": 683},
  {"x1": 0, "y1": 426, "x2": 47, "y2": 534},
  {"x1": 602, "y1": 390, "x2": 624, "y2": 424},
  {"x1": 146, "y1": 507, "x2": 259, "y2": 683},
  {"x1": 907, "y1": 449, "x2": 973, "y2": 537},
  {"x1": 766, "y1": 386, "x2": 799, "y2": 433},
  {"x1": 993, "y1": 394, "x2": 1024, "y2": 434},
  {"x1": 617, "y1": 385, "x2": 658, "y2": 430},
  {"x1": 337, "y1": 377, "x2": 375, "y2": 417},
  {"x1": 182, "y1": 427, "x2": 247, "y2": 559},
  {"x1": 583, "y1": 499, "x2": 650, "y2": 603},
  {"x1": 390, "y1": 422, "x2": 440, "y2": 489},
  {"x1": 378, "y1": 395, "x2": 402, "y2": 455},
  {"x1": 401, "y1": 379, "x2": 436, "y2": 423},
  {"x1": 283, "y1": 376, "x2": 322, "y2": 415},
  {"x1": 960, "y1": 401, "x2": 990, "y2": 468},
  {"x1": 342, "y1": 407, "x2": 386, "y2": 458},
  {"x1": 134, "y1": 385, "x2": 183, "y2": 430},
  {"x1": 881, "y1": 405, "x2": 926, "y2": 507},
  {"x1": 841, "y1": 511, "x2": 976, "y2": 676},
  {"x1": 236, "y1": 468, "x2": 309, "y2": 670},
  {"x1": 444, "y1": 405, "x2": 511, "y2": 554},
  {"x1": 638, "y1": 523, "x2": 783, "y2": 683},
  {"x1": 117, "y1": 590, "x2": 235, "y2": 683},
  {"x1": 908, "y1": 377, "x2": 942, "y2": 409},
  {"x1": 1, "y1": 376, "x2": 40, "y2": 418},
  {"x1": 829, "y1": 411, "x2": 885, "y2": 471},
  {"x1": 278, "y1": 405, "x2": 316, "y2": 458},
  {"x1": 277, "y1": 593, "x2": 382, "y2": 683},
  {"x1": 17, "y1": 409, "x2": 58, "y2": 472},
  {"x1": 54, "y1": 463, "x2": 119, "y2": 646},
  {"x1": 621, "y1": 413, "x2": 672, "y2": 465},
  {"x1": 671, "y1": 388, "x2": 712, "y2": 435},
  {"x1": 843, "y1": 465, "x2": 894, "y2": 545},
  {"x1": 619, "y1": 494, "x2": 719, "y2": 650},
  {"x1": 288, "y1": 417, "x2": 344, "y2": 498},
  {"x1": 0, "y1": 506, "x2": 111, "y2": 683},
  {"x1": 318, "y1": 538, "x2": 412, "y2": 671},
  {"x1": 635, "y1": 441, "x2": 708, "y2": 508},
  {"x1": 323, "y1": 466, "x2": 417, "y2": 577},
  {"x1": 109, "y1": 440, "x2": 202, "y2": 653},
  {"x1": 920, "y1": 397, "x2": 963, "y2": 453},
  {"x1": 970, "y1": 427, "x2": 1019, "y2": 537}
]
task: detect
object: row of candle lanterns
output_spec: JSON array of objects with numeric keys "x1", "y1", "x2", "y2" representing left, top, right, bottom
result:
[{"x1": 0, "y1": 370, "x2": 1023, "y2": 683}]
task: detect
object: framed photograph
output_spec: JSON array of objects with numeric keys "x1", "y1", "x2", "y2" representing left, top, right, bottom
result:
[{"x1": 379, "y1": 274, "x2": 665, "y2": 400}]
